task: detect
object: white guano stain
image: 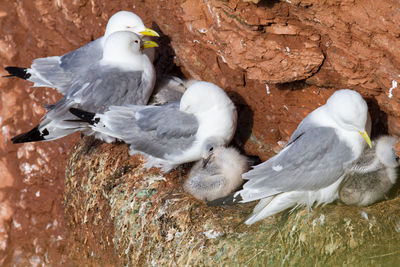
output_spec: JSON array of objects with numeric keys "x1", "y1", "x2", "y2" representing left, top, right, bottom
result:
[
  {"x1": 388, "y1": 80, "x2": 398, "y2": 98},
  {"x1": 360, "y1": 211, "x2": 369, "y2": 220},
  {"x1": 203, "y1": 229, "x2": 222, "y2": 239}
]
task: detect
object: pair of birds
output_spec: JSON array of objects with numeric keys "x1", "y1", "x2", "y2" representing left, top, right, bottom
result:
[
  {"x1": 8, "y1": 11, "x2": 160, "y2": 143},
  {"x1": 6, "y1": 12, "x2": 399, "y2": 226},
  {"x1": 6, "y1": 12, "x2": 240, "y2": 192}
]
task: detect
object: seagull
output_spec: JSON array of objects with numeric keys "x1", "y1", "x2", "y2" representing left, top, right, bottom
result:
[
  {"x1": 11, "y1": 31, "x2": 157, "y2": 143},
  {"x1": 184, "y1": 146, "x2": 248, "y2": 202},
  {"x1": 209, "y1": 89, "x2": 372, "y2": 225},
  {"x1": 339, "y1": 135, "x2": 399, "y2": 206},
  {"x1": 69, "y1": 81, "x2": 237, "y2": 172},
  {"x1": 4, "y1": 11, "x2": 159, "y2": 93}
]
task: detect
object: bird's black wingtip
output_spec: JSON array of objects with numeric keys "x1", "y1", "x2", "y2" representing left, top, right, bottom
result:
[
  {"x1": 69, "y1": 108, "x2": 98, "y2": 125},
  {"x1": 11, "y1": 126, "x2": 49, "y2": 144},
  {"x1": 207, "y1": 193, "x2": 241, "y2": 207},
  {"x1": 3, "y1": 66, "x2": 31, "y2": 79}
]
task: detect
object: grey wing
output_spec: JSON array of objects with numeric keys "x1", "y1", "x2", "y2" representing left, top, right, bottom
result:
[
  {"x1": 35, "y1": 65, "x2": 144, "y2": 139},
  {"x1": 66, "y1": 66, "x2": 147, "y2": 111},
  {"x1": 240, "y1": 127, "x2": 353, "y2": 201},
  {"x1": 30, "y1": 38, "x2": 103, "y2": 92},
  {"x1": 136, "y1": 104, "x2": 196, "y2": 137},
  {"x1": 96, "y1": 104, "x2": 199, "y2": 158},
  {"x1": 59, "y1": 38, "x2": 103, "y2": 71},
  {"x1": 287, "y1": 115, "x2": 315, "y2": 145}
]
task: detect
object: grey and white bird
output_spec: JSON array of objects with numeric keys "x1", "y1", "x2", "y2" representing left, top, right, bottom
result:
[
  {"x1": 4, "y1": 11, "x2": 159, "y2": 93},
  {"x1": 210, "y1": 89, "x2": 372, "y2": 225},
  {"x1": 184, "y1": 146, "x2": 248, "y2": 202},
  {"x1": 339, "y1": 135, "x2": 399, "y2": 206},
  {"x1": 69, "y1": 81, "x2": 237, "y2": 172},
  {"x1": 149, "y1": 76, "x2": 197, "y2": 105},
  {"x1": 11, "y1": 31, "x2": 157, "y2": 143}
]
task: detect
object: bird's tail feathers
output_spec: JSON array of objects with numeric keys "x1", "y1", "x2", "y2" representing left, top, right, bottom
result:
[
  {"x1": 11, "y1": 119, "x2": 88, "y2": 143},
  {"x1": 69, "y1": 108, "x2": 123, "y2": 141},
  {"x1": 3, "y1": 66, "x2": 30, "y2": 79},
  {"x1": 69, "y1": 108, "x2": 98, "y2": 125},
  {"x1": 11, "y1": 126, "x2": 47, "y2": 143},
  {"x1": 244, "y1": 193, "x2": 298, "y2": 225}
]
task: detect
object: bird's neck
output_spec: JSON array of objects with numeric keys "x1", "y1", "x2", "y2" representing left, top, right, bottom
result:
[
  {"x1": 102, "y1": 53, "x2": 150, "y2": 71},
  {"x1": 195, "y1": 103, "x2": 237, "y2": 145}
]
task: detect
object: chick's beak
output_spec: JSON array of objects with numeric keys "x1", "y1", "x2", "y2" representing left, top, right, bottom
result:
[
  {"x1": 359, "y1": 130, "x2": 372, "y2": 148},
  {"x1": 139, "y1": 28, "x2": 160, "y2": 37},
  {"x1": 202, "y1": 154, "x2": 212, "y2": 168},
  {"x1": 142, "y1": 40, "x2": 159, "y2": 49}
]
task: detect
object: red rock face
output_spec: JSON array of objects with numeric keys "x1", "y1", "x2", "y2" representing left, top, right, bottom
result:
[{"x1": 0, "y1": 0, "x2": 399, "y2": 264}]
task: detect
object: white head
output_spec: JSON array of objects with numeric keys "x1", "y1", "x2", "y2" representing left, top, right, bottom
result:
[
  {"x1": 179, "y1": 81, "x2": 234, "y2": 114},
  {"x1": 325, "y1": 89, "x2": 372, "y2": 147},
  {"x1": 104, "y1": 11, "x2": 159, "y2": 38},
  {"x1": 200, "y1": 137, "x2": 225, "y2": 167},
  {"x1": 376, "y1": 136, "x2": 399, "y2": 168},
  {"x1": 102, "y1": 31, "x2": 158, "y2": 63}
]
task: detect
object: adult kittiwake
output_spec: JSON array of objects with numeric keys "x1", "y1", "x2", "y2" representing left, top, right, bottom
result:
[
  {"x1": 184, "y1": 146, "x2": 248, "y2": 202},
  {"x1": 11, "y1": 31, "x2": 157, "y2": 143},
  {"x1": 339, "y1": 135, "x2": 399, "y2": 206},
  {"x1": 209, "y1": 89, "x2": 372, "y2": 225},
  {"x1": 69, "y1": 81, "x2": 237, "y2": 172},
  {"x1": 4, "y1": 11, "x2": 159, "y2": 93}
]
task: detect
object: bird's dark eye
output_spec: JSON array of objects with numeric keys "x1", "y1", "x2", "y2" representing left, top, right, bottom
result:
[
  {"x1": 134, "y1": 40, "x2": 139, "y2": 43},
  {"x1": 209, "y1": 147, "x2": 214, "y2": 152}
]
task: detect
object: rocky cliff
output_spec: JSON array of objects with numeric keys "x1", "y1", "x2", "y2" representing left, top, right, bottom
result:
[{"x1": 0, "y1": 0, "x2": 400, "y2": 265}]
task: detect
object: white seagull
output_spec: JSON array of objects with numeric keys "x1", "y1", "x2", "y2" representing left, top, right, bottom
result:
[
  {"x1": 339, "y1": 135, "x2": 399, "y2": 206},
  {"x1": 11, "y1": 31, "x2": 157, "y2": 143},
  {"x1": 211, "y1": 89, "x2": 372, "y2": 225},
  {"x1": 69, "y1": 81, "x2": 237, "y2": 172},
  {"x1": 184, "y1": 146, "x2": 248, "y2": 202},
  {"x1": 4, "y1": 11, "x2": 159, "y2": 93}
]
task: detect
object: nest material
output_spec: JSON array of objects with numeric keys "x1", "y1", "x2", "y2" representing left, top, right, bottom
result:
[{"x1": 64, "y1": 137, "x2": 400, "y2": 266}]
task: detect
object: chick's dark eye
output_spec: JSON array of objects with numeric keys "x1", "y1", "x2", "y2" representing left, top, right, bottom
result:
[
  {"x1": 209, "y1": 147, "x2": 214, "y2": 152},
  {"x1": 134, "y1": 40, "x2": 139, "y2": 43}
]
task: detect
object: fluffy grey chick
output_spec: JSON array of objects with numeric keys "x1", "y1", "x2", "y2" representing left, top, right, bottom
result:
[
  {"x1": 149, "y1": 76, "x2": 197, "y2": 105},
  {"x1": 184, "y1": 146, "x2": 248, "y2": 202},
  {"x1": 339, "y1": 135, "x2": 400, "y2": 206}
]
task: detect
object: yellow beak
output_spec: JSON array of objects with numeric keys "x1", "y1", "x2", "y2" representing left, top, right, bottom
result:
[
  {"x1": 359, "y1": 130, "x2": 372, "y2": 148},
  {"x1": 139, "y1": 28, "x2": 160, "y2": 37},
  {"x1": 142, "y1": 40, "x2": 159, "y2": 49}
]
